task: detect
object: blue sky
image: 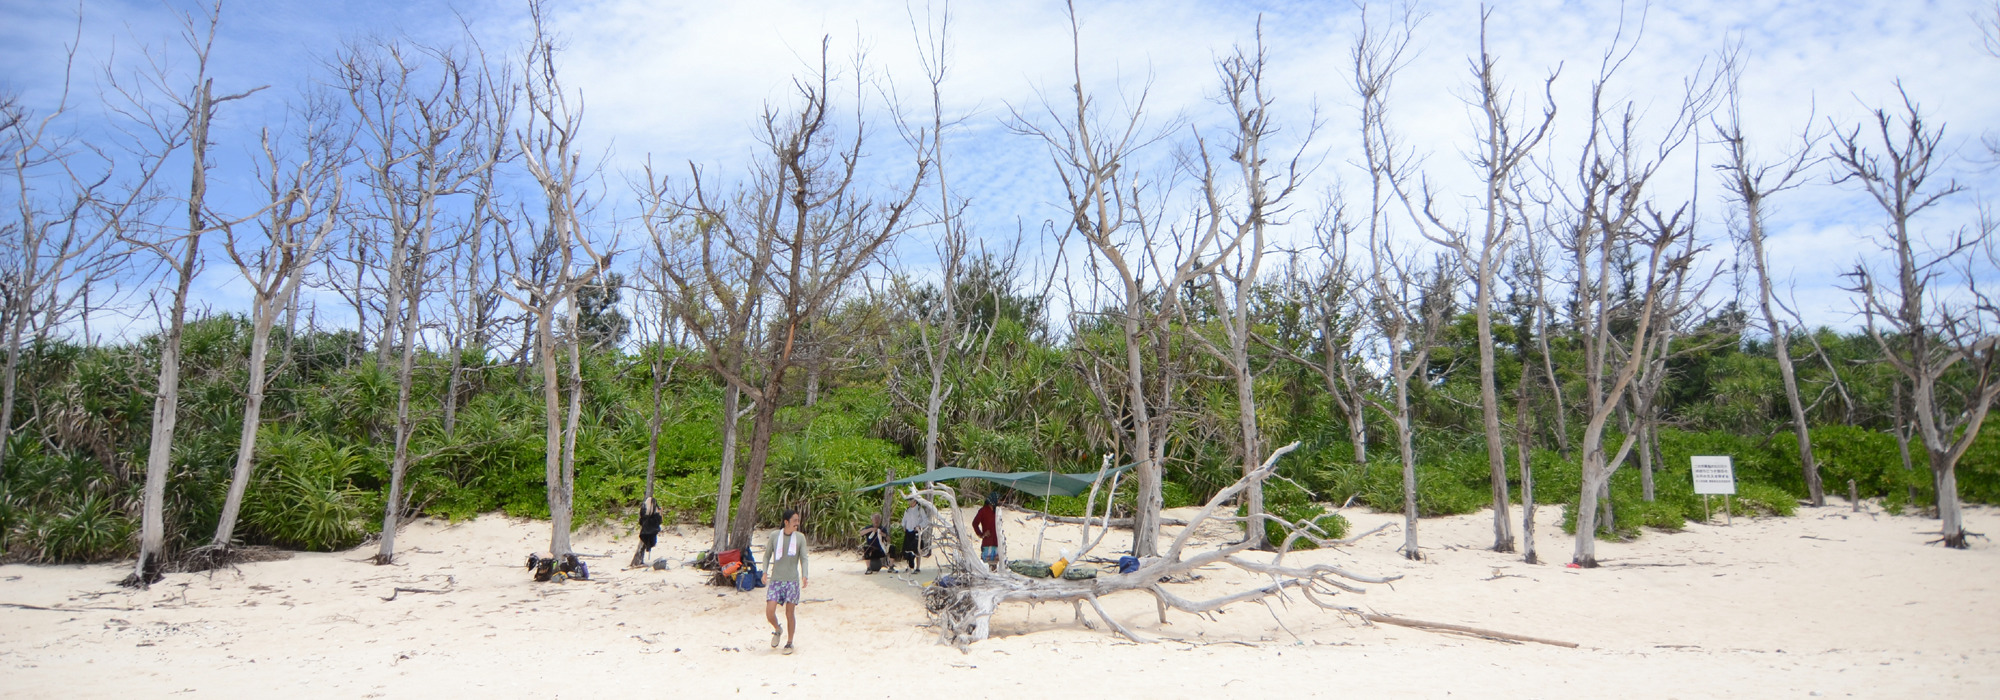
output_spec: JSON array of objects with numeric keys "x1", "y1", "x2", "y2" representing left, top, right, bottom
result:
[{"x1": 4, "y1": 0, "x2": 1997, "y2": 342}]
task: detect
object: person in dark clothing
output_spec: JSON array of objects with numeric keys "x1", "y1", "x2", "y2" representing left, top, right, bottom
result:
[
  {"x1": 632, "y1": 497, "x2": 663, "y2": 568},
  {"x1": 972, "y1": 492, "x2": 1000, "y2": 570},
  {"x1": 859, "y1": 512, "x2": 895, "y2": 574}
]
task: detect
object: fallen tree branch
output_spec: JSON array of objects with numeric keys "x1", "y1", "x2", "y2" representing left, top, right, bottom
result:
[
  {"x1": 0, "y1": 602, "x2": 138, "y2": 612},
  {"x1": 1358, "y1": 612, "x2": 1579, "y2": 648},
  {"x1": 1015, "y1": 508, "x2": 1188, "y2": 528},
  {"x1": 910, "y1": 442, "x2": 1402, "y2": 648},
  {"x1": 380, "y1": 575, "x2": 457, "y2": 601},
  {"x1": 380, "y1": 587, "x2": 453, "y2": 601}
]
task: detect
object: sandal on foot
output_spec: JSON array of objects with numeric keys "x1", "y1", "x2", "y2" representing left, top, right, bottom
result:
[
  {"x1": 782, "y1": 643, "x2": 794, "y2": 655},
  {"x1": 771, "y1": 629, "x2": 783, "y2": 648}
]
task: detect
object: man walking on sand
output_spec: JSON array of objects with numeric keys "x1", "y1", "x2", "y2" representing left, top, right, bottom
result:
[{"x1": 765, "y1": 508, "x2": 809, "y2": 655}]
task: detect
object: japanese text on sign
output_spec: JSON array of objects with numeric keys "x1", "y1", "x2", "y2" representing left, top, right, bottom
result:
[{"x1": 1692, "y1": 456, "x2": 1735, "y2": 495}]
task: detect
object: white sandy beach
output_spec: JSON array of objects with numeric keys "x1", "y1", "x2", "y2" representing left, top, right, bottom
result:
[{"x1": 3, "y1": 501, "x2": 1997, "y2": 699}]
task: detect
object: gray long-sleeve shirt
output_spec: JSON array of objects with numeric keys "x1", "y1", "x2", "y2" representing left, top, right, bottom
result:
[{"x1": 766, "y1": 530, "x2": 809, "y2": 582}]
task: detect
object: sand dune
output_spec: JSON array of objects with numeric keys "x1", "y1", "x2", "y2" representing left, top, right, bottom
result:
[{"x1": 3, "y1": 501, "x2": 1996, "y2": 698}]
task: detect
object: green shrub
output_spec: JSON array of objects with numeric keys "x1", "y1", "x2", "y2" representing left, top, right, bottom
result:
[
  {"x1": 243, "y1": 433, "x2": 374, "y2": 551},
  {"x1": 35, "y1": 493, "x2": 133, "y2": 563},
  {"x1": 1733, "y1": 482, "x2": 1798, "y2": 517},
  {"x1": 1625, "y1": 497, "x2": 1686, "y2": 531}
]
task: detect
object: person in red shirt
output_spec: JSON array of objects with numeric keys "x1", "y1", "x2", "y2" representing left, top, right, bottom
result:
[{"x1": 972, "y1": 492, "x2": 1000, "y2": 570}]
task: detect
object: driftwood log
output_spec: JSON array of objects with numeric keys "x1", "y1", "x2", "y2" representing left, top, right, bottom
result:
[
  {"x1": 909, "y1": 442, "x2": 1400, "y2": 648},
  {"x1": 1013, "y1": 508, "x2": 1187, "y2": 528}
]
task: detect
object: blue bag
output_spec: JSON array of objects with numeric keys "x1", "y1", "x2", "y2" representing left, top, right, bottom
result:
[{"x1": 1117, "y1": 556, "x2": 1140, "y2": 574}]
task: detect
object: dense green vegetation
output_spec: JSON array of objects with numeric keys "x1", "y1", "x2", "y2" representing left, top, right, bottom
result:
[{"x1": 1, "y1": 291, "x2": 1991, "y2": 565}]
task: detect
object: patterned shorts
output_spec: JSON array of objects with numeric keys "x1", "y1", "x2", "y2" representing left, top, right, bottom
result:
[
  {"x1": 766, "y1": 579, "x2": 800, "y2": 605},
  {"x1": 980, "y1": 546, "x2": 999, "y2": 563}
]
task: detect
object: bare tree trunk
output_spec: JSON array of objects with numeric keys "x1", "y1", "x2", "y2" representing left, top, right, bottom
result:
[
  {"x1": 133, "y1": 81, "x2": 217, "y2": 585},
  {"x1": 1123, "y1": 310, "x2": 1161, "y2": 558},
  {"x1": 727, "y1": 386, "x2": 783, "y2": 548},
  {"x1": 1392, "y1": 352, "x2": 1420, "y2": 561},
  {"x1": 1537, "y1": 308, "x2": 1570, "y2": 459},
  {"x1": 924, "y1": 350, "x2": 946, "y2": 471},
  {"x1": 712, "y1": 381, "x2": 740, "y2": 553},
  {"x1": 1349, "y1": 3, "x2": 1434, "y2": 561},
  {"x1": 643, "y1": 327, "x2": 668, "y2": 502},
  {"x1": 217, "y1": 299, "x2": 278, "y2": 546},
  {"x1": 1763, "y1": 266, "x2": 1820, "y2": 505},
  {"x1": 561, "y1": 289, "x2": 585, "y2": 546},
  {"x1": 538, "y1": 305, "x2": 570, "y2": 555},
  {"x1": 1341, "y1": 361, "x2": 1369, "y2": 464},
  {"x1": 0, "y1": 304, "x2": 25, "y2": 478},
  {"x1": 1516, "y1": 366, "x2": 1537, "y2": 564},
  {"x1": 375, "y1": 261, "x2": 425, "y2": 564},
  {"x1": 1892, "y1": 381, "x2": 1922, "y2": 512},
  {"x1": 1637, "y1": 414, "x2": 1656, "y2": 502}
]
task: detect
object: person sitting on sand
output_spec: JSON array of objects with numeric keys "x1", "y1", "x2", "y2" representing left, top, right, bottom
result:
[
  {"x1": 765, "y1": 508, "x2": 809, "y2": 655},
  {"x1": 860, "y1": 512, "x2": 895, "y2": 574},
  {"x1": 972, "y1": 492, "x2": 1000, "y2": 570},
  {"x1": 560, "y1": 553, "x2": 589, "y2": 580},
  {"x1": 632, "y1": 497, "x2": 663, "y2": 568},
  {"x1": 900, "y1": 501, "x2": 930, "y2": 573}
]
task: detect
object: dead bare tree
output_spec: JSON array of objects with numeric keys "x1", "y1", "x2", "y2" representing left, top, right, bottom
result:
[
  {"x1": 1265, "y1": 202, "x2": 1371, "y2": 467},
  {"x1": 112, "y1": 0, "x2": 270, "y2": 586},
  {"x1": 440, "y1": 47, "x2": 516, "y2": 440},
  {"x1": 901, "y1": 2, "x2": 972, "y2": 477},
  {"x1": 1400, "y1": 6, "x2": 1555, "y2": 553},
  {"x1": 1712, "y1": 51, "x2": 1829, "y2": 506},
  {"x1": 1559, "y1": 21, "x2": 1720, "y2": 566},
  {"x1": 207, "y1": 97, "x2": 350, "y2": 557},
  {"x1": 494, "y1": 2, "x2": 614, "y2": 558},
  {"x1": 1346, "y1": 0, "x2": 1446, "y2": 561},
  {"x1": 1834, "y1": 88, "x2": 2000, "y2": 549},
  {"x1": 1613, "y1": 237, "x2": 1723, "y2": 506},
  {"x1": 1187, "y1": 20, "x2": 1319, "y2": 549},
  {"x1": 1009, "y1": 0, "x2": 1222, "y2": 558},
  {"x1": 666, "y1": 39, "x2": 929, "y2": 552},
  {"x1": 335, "y1": 37, "x2": 502, "y2": 565},
  {"x1": 0, "y1": 30, "x2": 157, "y2": 479},
  {"x1": 1365, "y1": 242, "x2": 1455, "y2": 562}
]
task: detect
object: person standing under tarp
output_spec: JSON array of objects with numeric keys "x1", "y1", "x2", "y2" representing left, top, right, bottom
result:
[
  {"x1": 900, "y1": 500, "x2": 930, "y2": 573},
  {"x1": 972, "y1": 492, "x2": 1000, "y2": 570},
  {"x1": 765, "y1": 508, "x2": 809, "y2": 655},
  {"x1": 860, "y1": 512, "x2": 895, "y2": 574}
]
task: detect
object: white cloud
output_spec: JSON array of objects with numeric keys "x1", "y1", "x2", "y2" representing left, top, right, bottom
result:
[{"x1": 3, "y1": 0, "x2": 1996, "y2": 335}]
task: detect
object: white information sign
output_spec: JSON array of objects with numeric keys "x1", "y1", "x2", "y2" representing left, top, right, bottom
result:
[{"x1": 1692, "y1": 456, "x2": 1736, "y2": 495}]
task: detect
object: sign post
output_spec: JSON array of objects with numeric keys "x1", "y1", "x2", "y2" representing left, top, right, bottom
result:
[{"x1": 1692, "y1": 456, "x2": 1736, "y2": 525}]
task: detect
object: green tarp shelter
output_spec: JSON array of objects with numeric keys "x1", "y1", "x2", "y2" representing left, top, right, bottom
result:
[{"x1": 855, "y1": 463, "x2": 1135, "y2": 498}]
